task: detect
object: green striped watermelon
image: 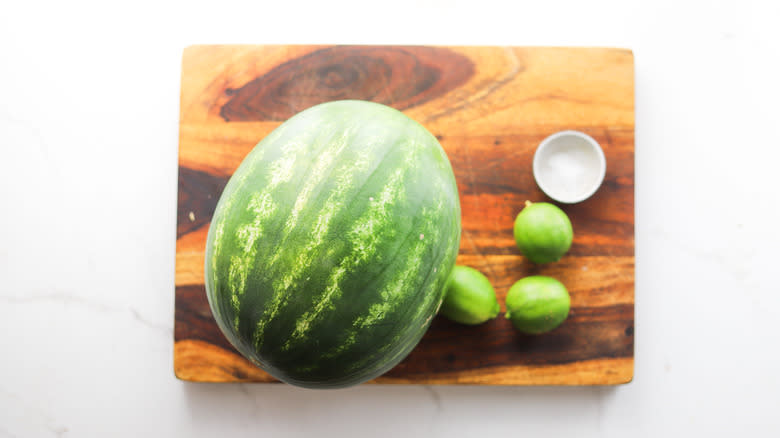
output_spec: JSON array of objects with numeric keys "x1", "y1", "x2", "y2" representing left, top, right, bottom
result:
[{"x1": 204, "y1": 100, "x2": 461, "y2": 388}]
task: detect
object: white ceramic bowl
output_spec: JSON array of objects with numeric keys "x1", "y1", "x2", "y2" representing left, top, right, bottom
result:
[{"x1": 532, "y1": 130, "x2": 606, "y2": 204}]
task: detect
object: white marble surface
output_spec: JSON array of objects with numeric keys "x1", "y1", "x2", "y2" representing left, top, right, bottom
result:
[{"x1": 2, "y1": 0, "x2": 779, "y2": 436}]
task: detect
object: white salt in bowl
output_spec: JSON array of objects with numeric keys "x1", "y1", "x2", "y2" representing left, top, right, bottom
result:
[{"x1": 532, "y1": 130, "x2": 606, "y2": 204}]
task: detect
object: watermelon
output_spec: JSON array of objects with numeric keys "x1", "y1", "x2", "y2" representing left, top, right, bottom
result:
[{"x1": 204, "y1": 100, "x2": 461, "y2": 388}]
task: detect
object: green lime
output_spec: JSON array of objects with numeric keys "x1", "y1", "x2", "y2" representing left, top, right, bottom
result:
[
  {"x1": 439, "y1": 265, "x2": 500, "y2": 325},
  {"x1": 505, "y1": 275, "x2": 570, "y2": 334},
  {"x1": 513, "y1": 201, "x2": 573, "y2": 264}
]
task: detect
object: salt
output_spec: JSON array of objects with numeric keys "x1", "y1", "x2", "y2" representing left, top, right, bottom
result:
[{"x1": 538, "y1": 137, "x2": 602, "y2": 200}]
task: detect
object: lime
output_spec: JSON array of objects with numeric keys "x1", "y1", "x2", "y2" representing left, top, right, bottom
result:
[
  {"x1": 439, "y1": 265, "x2": 500, "y2": 325},
  {"x1": 505, "y1": 276, "x2": 570, "y2": 334},
  {"x1": 513, "y1": 201, "x2": 573, "y2": 264}
]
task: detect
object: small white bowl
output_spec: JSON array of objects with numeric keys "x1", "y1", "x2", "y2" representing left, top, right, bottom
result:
[{"x1": 532, "y1": 130, "x2": 606, "y2": 204}]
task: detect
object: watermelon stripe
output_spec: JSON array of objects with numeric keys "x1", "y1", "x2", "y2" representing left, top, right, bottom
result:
[
  {"x1": 345, "y1": 259, "x2": 445, "y2": 377},
  {"x1": 227, "y1": 192, "x2": 276, "y2": 327},
  {"x1": 207, "y1": 143, "x2": 269, "y2": 326},
  {"x1": 279, "y1": 129, "x2": 353, "y2": 239},
  {"x1": 359, "y1": 225, "x2": 429, "y2": 327},
  {"x1": 247, "y1": 129, "x2": 391, "y2": 350},
  {"x1": 251, "y1": 157, "x2": 369, "y2": 350},
  {"x1": 319, "y1": 193, "x2": 447, "y2": 362},
  {"x1": 407, "y1": 198, "x2": 455, "y2": 325},
  {"x1": 283, "y1": 160, "x2": 411, "y2": 348},
  {"x1": 338, "y1": 172, "x2": 459, "y2": 375},
  {"x1": 225, "y1": 136, "x2": 308, "y2": 330},
  {"x1": 318, "y1": 225, "x2": 418, "y2": 360},
  {"x1": 352, "y1": 206, "x2": 446, "y2": 365},
  {"x1": 247, "y1": 125, "x2": 397, "y2": 350}
]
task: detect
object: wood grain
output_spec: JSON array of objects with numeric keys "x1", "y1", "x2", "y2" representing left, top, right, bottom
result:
[
  {"x1": 219, "y1": 46, "x2": 474, "y2": 121},
  {"x1": 175, "y1": 45, "x2": 635, "y2": 385}
]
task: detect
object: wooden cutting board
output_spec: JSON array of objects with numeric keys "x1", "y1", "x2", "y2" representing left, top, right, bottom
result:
[{"x1": 175, "y1": 45, "x2": 635, "y2": 385}]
